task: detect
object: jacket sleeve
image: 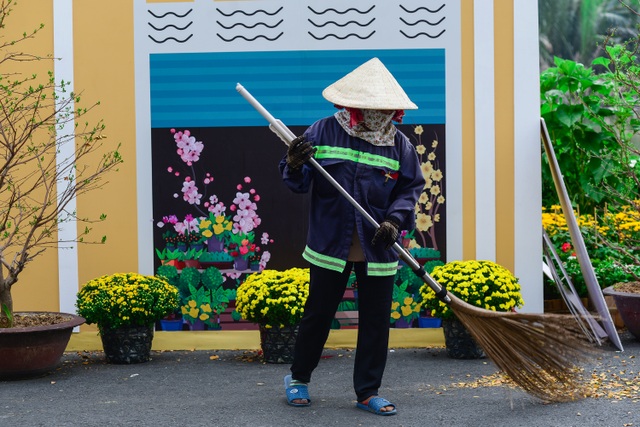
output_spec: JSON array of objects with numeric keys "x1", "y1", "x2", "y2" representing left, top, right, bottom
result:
[{"x1": 386, "y1": 138, "x2": 425, "y2": 231}]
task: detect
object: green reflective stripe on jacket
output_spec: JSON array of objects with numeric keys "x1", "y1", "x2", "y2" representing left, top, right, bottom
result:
[
  {"x1": 314, "y1": 146, "x2": 400, "y2": 171},
  {"x1": 367, "y1": 261, "x2": 399, "y2": 277},
  {"x1": 303, "y1": 246, "x2": 398, "y2": 276},
  {"x1": 303, "y1": 246, "x2": 347, "y2": 273}
]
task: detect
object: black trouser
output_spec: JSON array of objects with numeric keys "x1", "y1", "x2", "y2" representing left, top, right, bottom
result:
[{"x1": 290, "y1": 262, "x2": 395, "y2": 402}]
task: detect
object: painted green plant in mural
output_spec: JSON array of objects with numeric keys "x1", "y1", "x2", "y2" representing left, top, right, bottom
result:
[{"x1": 0, "y1": 1, "x2": 122, "y2": 327}]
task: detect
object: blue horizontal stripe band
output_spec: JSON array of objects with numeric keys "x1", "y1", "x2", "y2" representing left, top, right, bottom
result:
[{"x1": 150, "y1": 48, "x2": 445, "y2": 128}]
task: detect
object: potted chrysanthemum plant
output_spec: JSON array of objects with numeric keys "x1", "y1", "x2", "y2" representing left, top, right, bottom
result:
[
  {"x1": 420, "y1": 260, "x2": 524, "y2": 359},
  {"x1": 235, "y1": 268, "x2": 309, "y2": 363},
  {"x1": 76, "y1": 273, "x2": 179, "y2": 364}
]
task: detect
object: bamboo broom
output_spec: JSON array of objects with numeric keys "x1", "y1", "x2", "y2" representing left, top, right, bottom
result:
[{"x1": 236, "y1": 83, "x2": 600, "y2": 402}]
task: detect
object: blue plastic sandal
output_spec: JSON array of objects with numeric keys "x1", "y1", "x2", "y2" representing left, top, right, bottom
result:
[
  {"x1": 356, "y1": 396, "x2": 397, "y2": 416},
  {"x1": 284, "y1": 374, "x2": 311, "y2": 407}
]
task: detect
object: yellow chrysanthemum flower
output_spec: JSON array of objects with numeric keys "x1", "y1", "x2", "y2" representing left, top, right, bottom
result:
[
  {"x1": 235, "y1": 268, "x2": 310, "y2": 327},
  {"x1": 76, "y1": 272, "x2": 179, "y2": 330},
  {"x1": 419, "y1": 260, "x2": 523, "y2": 320}
]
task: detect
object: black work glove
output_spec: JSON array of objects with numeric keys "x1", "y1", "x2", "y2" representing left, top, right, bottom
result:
[
  {"x1": 286, "y1": 136, "x2": 316, "y2": 170},
  {"x1": 371, "y1": 218, "x2": 400, "y2": 250}
]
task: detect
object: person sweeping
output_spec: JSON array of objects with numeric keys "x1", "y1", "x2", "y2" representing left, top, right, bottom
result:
[
  {"x1": 278, "y1": 58, "x2": 424, "y2": 416},
  {"x1": 238, "y1": 58, "x2": 598, "y2": 409}
]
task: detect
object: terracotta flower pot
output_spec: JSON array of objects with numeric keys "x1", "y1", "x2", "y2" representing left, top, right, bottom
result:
[
  {"x1": 0, "y1": 312, "x2": 85, "y2": 379},
  {"x1": 603, "y1": 285, "x2": 640, "y2": 340}
]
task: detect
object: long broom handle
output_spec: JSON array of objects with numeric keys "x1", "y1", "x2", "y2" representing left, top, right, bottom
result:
[{"x1": 236, "y1": 83, "x2": 451, "y2": 304}]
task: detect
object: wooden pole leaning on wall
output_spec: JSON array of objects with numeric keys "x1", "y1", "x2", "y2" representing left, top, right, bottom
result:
[{"x1": 540, "y1": 118, "x2": 623, "y2": 351}]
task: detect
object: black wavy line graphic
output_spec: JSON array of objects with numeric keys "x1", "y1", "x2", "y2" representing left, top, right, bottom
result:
[
  {"x1": 147, "y1": 9, "x2": 193, "y2": 19},
  {"x1": 399, "y1": 4, "x2": 445, "y2": 14},
  {"x1": 308, "y1": 30, "x2": 375, "y2": 40},
  {"x1": 216, "y1": 7, "x2": 283, "y2": 17},
  {"x1": 308, "y1": 6, "x2": 375, "y2": 15},
  {"x1": 148, "y1": 34, "x2": 194, "y2": 44},
  {"x1": 148, "y1": 21, "x2": 194, "y2": 31},
  {"x1": 399, "y1": 29, "x2": 446, "y2": 39},
  {"x1": 216, "y1": 32, "x2": 284, "y2": 42},
  {"x1": 399, "y1": 17, "x2": 445, "y2": 26},
  {"x1": 216, "y1": 19, "x2": 283, "y2": 30},
  {"x1": 308, "y1": 18, "x2": 375, "y2": 28}
]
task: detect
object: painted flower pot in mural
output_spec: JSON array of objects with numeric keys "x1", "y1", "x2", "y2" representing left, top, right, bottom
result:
[
  {"x1": 0, "y1": 313, "x2": 85, "y2": 379},
  {"x1": 190, "y1": 242, "x2": 204, "y2": 252},
  {"x1": 394, "y1": 318, "x2": 413, "y2": 328},
  {"x1": 233, "y1": 257, "x2": 250, "y2": 271},
  {"x1": 603, "y1": 284, "x2": 640, "y2": 340},
  {"x1": 199, "y1": 261, "x2": 233, "y2": 270},
  {"x1": 162, "y1": 259, "x2": 185, "y2": 270},
  {"x1": 418, "y1": 316, "x2": 442, "y2": 328},
  {"x1": 183, "y1": 259, "x2": 200, "y2": 269},
  {"x1": 207, "y1": 236, "x2": 225, "y2": 252},
  {"x1": 160, "y1": 318, "x2": 183, "y2": 331},
  {"x1": 189, "y1": 319, "x2": 206, "y2": 331}
]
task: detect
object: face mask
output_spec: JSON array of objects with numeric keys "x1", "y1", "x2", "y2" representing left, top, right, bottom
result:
[
  {"x1": 334, "y1": 108, "x2": 398, "y2": 146},
  {"x1": 361, "y1": 110, "x2": 395, "y2": 132}
]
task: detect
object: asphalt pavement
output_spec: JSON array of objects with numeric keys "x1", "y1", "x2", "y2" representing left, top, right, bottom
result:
[{"x1": 0, "y1": 331, "x2": 638, "y2": 427}]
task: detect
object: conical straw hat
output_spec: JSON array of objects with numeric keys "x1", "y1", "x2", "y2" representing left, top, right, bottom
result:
[{"x1": 322, "y1": 57, "x2": 418, "y2": 110}]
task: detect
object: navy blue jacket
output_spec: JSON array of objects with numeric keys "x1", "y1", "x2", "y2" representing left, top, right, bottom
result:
[{"x1": 279, "y1": 116, "x2": 425, "y2": 276}]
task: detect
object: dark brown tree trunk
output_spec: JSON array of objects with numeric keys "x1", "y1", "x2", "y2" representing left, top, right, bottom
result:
[{"x1": 0, "y1": 285, "x2": 13, "y2": 327}]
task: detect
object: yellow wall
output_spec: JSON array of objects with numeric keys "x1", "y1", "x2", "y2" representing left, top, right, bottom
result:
[
  {"x1": 494, "y1": 0, "x2": 515, "y2": 270},
  {"x1": 11, "y1": 0, "x2": 138, "y2": 319},
  {"x1": 461, "y1": 0, "x2": 476, "y2": 260},
  {"x1": 73, "y1": 1, "x2": 138, "y2": 279},
  {"x1": 7, "y1": 1, "x2": 59, "y2": 312}
]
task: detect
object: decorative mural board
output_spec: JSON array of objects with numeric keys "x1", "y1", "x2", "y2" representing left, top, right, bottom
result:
[{"x1": 135, "y1": 0, "x2": 461, "y2": 278}]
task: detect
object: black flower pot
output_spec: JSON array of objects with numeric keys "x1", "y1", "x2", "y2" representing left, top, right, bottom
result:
[
  {"x1": 99, "y1": 325, "x2": 154, "y2": 364},
  {"x1": 259, "y1": 324, "x2": 298, "y2": 364},
  {"x1": 442, "y1": 317, "x2": 485, "y2": 359}
]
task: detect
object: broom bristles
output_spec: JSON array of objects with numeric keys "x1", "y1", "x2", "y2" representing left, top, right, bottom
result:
[{"x1": 449, "y1": 293, "x2": 600, "y2": 402}]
